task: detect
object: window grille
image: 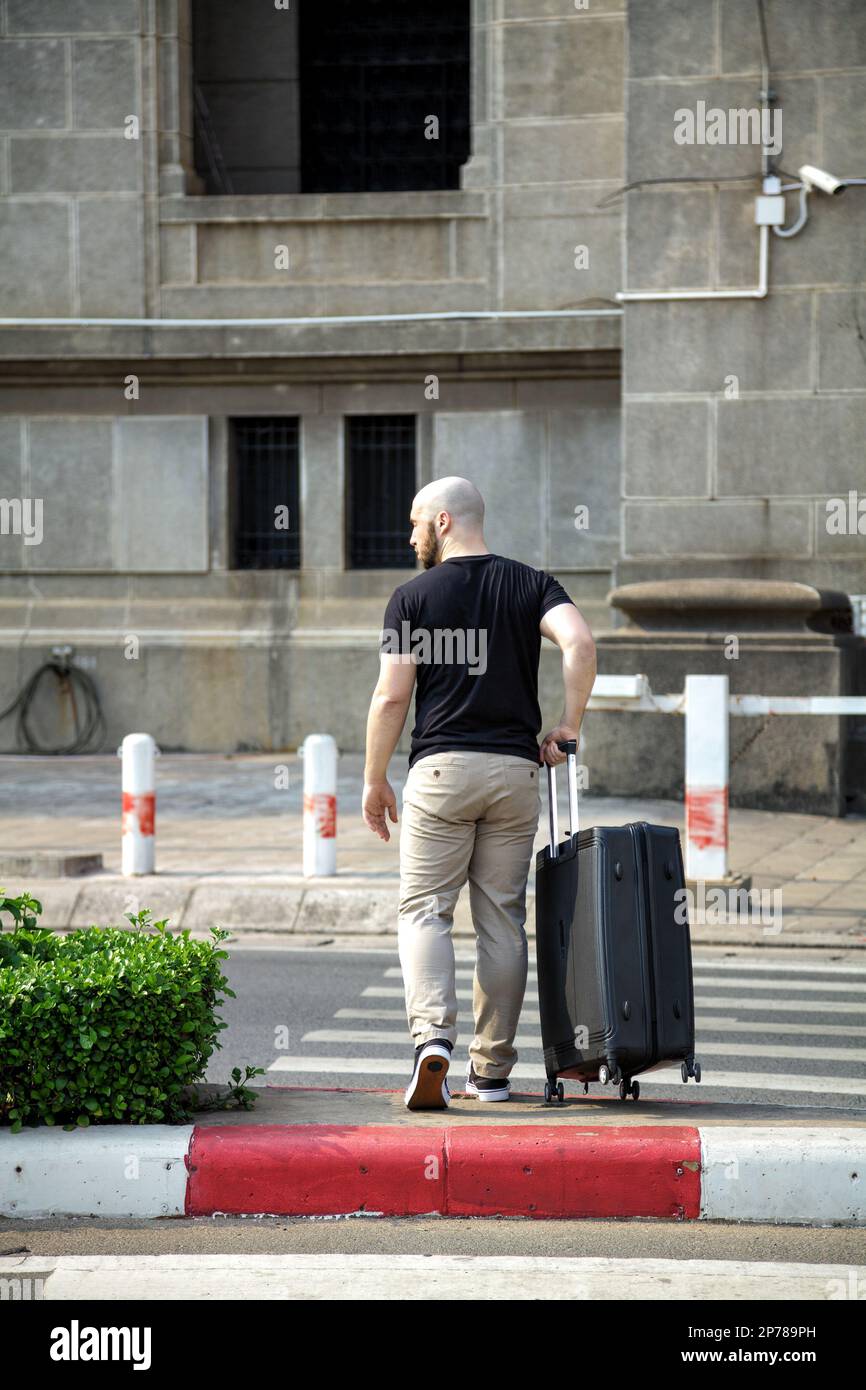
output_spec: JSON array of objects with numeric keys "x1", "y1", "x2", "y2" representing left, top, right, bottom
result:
[
  {"x1": 346, "y1": 416, "x2": 416, "y2": 569},
  {"x1": 231, "y1": 418, "x2": 301, "y2": 569},
  {"x1": 299, "y1": 1, "x2": 471, "y2": 192}
]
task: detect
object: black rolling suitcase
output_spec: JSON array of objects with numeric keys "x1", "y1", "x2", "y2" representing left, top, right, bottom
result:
[{"x1": 535, "y1": 740, "x2": 701, "y2": 1103}]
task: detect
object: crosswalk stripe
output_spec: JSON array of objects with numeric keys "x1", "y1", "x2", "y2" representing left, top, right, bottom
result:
[
  {"x1": 384, "y1": 962, "x2": 866, "y2": 982},
  {"x1": 692, "y1": 977, "x2": 866, "y2": 993},
  {"x1": 689, "y1": 1040, "x2": 866, "y2": 1061},
  {"x1": 332, "y1": 1009, "x2": 866, "y2": 1037},
  {"x1": 700, "y1": 1018, "x2": 866, "y2": 1037},
  {"x1": 694, "y1": 998, "x2": 866, "y2": 1014},
  {"x1": 8, "y1": 1253, "x2": 861, "y2": 1301},
  {"x1": 301, "y1": 1029, "x2": 866, "y2": 1062},
  {"x1": 266, "y1": 1056, "x2": 866, "y2": 1095},
  {"x1": 678, "y1": 959, "x2": 866, "y2": 977},
  {"x1": 361, "y1": 984, "x2": 866, "y2": 1011},
  {"x1": 363, "y1": 985, "x2": 473, "y2": 998}
]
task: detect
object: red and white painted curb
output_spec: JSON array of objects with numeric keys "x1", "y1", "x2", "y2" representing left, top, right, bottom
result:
[{"x1": 2, "y1": 1122, "x2": 863, "y2": 1224}]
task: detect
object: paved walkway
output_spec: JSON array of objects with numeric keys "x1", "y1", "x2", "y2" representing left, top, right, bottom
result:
[
  {"x1": 1, "y1": 753, "x2": 865, "y2": 946},
  {"x1": 194, "y1": 1083, "x2": 865, "y2": 1131}
]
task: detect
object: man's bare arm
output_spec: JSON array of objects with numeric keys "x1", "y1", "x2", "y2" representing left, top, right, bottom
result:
[
  {"x1": 362, "y1": 653, "x2": 416, "y2": 841},
  {"x1": 538, "y1": 601, "x2": 597, "y2": 767}
]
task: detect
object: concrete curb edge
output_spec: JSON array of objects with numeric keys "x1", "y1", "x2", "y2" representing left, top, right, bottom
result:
[{"x1": 2, "y1": 1121, "x2": 864, "y2": 1225}]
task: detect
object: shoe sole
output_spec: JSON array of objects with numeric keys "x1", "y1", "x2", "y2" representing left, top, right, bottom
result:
[{"x1": 404, "y1": 1046, "x2": 451, "y2": 1109}]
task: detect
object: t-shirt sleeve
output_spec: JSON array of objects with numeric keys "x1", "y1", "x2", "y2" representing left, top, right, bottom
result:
[
  {"x1": 538, "y1": 570, "x2": 575, "y2": 620},
  {"x1": 379, "y1": 586, "x2": 414, "y2": 654}
]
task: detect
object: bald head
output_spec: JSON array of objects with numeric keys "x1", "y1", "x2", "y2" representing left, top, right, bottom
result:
[
  {"x1": 412, "y1": 476, "x2": 485, "y2": 530},
  {"x1": 409, "y1": 476, "x2": 488, "y2": 568}
]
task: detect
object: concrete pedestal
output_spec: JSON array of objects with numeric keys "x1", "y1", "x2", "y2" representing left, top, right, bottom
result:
[{"x1": 581, "y1": 580, "x2": 866, "y2": 816}]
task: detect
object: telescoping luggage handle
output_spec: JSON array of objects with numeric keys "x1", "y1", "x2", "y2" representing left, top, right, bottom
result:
[{"x1": 547, "y1": 738, "x2": 579, "y2": 859}]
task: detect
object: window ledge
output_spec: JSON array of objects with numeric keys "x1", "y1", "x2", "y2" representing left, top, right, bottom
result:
[{"x1": 160, "y1": 189, "x2": 489, "y2": 225}]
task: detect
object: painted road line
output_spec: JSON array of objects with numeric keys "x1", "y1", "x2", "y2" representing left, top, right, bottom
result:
[
  {"x1": 332, "y1": 1010, "x2": 866, "y2": 1037},
  {"x1": 686, "y1": 960, "x2": 866, "y2": 976},
  {"x1": 683, "y1": 1041, "x2": 866, "y2": 1062},
  {"x1": 385, "y1": 960, "x2": 866, "y2": 980},
  {"x1": 694, "y1": 1019, "x2": 866, "y2": 1037},
  {"x1": 694, "y1": 999, "x2": 866, "y2": 1014},
  {"x1": 385, "y1": 963, "x2": 866, "y2": 981},
  {"x1": 383, "y1": 961, "x2": 866, "y2": 984},
  {"x1": 363, "y1": 985, "x2": 479, "y2": 999},
  {"x1": 362, "y1": 985, "x2": 866, "y2": 1010},
  {"x1": 265, "y1": 1056, "x2": 866, "y2": 1096},
  {"x1": 299, "y1": 1029, "x2": 866, "y2": 1061},
  {"x1": 383, "y1": 973, "x2": 539, "y2": 984},
  {"x1": 5, "y1": 1253, "x2": 862, "y2": 1300},
  {"x1": 0, "y1": 1126, "x2": 193, "y2": 1219},
  {"x1": 691, "y1": 978, "x2": 866, "y2": 993},
  {"x1": 336, "y1": 1006, "x2": 448, "y2": 1021},
  {"x1": 335, "y1": 1004, "x2": 866, "y2": 1027}
]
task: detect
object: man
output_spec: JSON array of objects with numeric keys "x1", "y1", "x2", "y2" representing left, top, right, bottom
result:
[{"x1": 362, "y1": 476, "x2": 596, "y2": 1109}]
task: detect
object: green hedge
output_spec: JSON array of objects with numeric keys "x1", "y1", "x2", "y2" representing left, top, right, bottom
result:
[{"x1": 0, "y1": 895, "x2": 240, "y2": 1132}]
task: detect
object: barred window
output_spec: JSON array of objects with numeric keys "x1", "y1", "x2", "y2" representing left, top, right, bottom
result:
[
  {"x1": 230, "y1": 418, "x2": 301, "y2": 569},
  {"x1": 191, "y1": 0, "x2": 471, "y2": 195},
  {"x1": 346, "y1": 416, "x2": 416, "y2": 569},
  {"x1": 299, "y1": 1, "x2": 471, "y2": 193}
]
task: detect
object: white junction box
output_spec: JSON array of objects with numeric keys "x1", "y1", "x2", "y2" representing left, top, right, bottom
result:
[{"x1": 755, "y1": 193, "x2": 786, "y2": 225}]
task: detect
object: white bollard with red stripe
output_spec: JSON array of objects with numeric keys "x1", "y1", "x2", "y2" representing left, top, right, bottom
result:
[
  {"x1": 120, "y1": 733, "x2": 157, "y2": 876},
  {"x1": 684, "y1": 675, "x2": 729, "y2": 881},
  {"x1": 300, "y1": 734, "x2": 337, "y2": 877}
]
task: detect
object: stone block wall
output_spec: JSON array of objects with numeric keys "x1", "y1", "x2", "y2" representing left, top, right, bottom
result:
[
  {"x1": 621, "y1": 0, "x2": 866, "y2": 597},
  {"x1": 0, "y1": 415, "x2": 208, "y2": 572},
  {"x1": 0, "y1": 0, "x2": 146, "y2": 316}
]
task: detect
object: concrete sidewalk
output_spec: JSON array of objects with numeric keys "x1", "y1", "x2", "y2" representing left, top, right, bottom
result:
[
  {"x1": 1, "y1": 753, "x2": 865, "y2": 947},
  {"x1": 2, "y1": 1083, "x2": 864, "y2": 1224}
]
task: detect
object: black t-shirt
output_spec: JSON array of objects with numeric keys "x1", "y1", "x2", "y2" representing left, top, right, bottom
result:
[{"x1": 379, "y1": 553, "x2": 575, "y2": 769}]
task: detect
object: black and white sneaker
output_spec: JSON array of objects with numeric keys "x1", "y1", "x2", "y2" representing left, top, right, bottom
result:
[
  {"x1": 404, "y1": 1038, "x2": 453, "y2": 1110},
  {"x1": 464, "y1": 1059, "x2": 511, "y2": 1102}
]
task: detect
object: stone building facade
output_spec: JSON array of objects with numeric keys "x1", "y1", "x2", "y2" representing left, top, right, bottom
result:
[{"x1": 0, "y1": 0, "x2": 864, "y2": 810}]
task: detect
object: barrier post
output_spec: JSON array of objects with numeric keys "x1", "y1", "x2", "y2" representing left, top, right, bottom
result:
[
  {"x1": 301, "y1": 734, "x2": 337, "y2": 877},
  {"x1": 120, "y1": 733, "x2": 156, "y2": 876},
  {"x1": 684, "y1": 675, "x2": 729, "y2": 881}
]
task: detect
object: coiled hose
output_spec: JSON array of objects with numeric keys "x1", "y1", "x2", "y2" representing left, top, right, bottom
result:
[{"x1": 0, "y1": 650, "x2": 106, "y2": 754}]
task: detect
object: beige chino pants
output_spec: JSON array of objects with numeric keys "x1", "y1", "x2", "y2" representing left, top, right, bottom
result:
[{"x1": 397, "y1": 750, "x2": 541, "y2": 1079}]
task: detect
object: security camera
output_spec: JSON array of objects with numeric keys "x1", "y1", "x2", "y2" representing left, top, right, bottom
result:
[{"x1": 798, "y1": 164, "x2": 846, "y2": 195}]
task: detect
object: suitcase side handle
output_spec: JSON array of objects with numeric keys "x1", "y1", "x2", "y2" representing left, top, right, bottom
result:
[{"x1": 547, "y1": 739, "x2": 579, "y2": 859}]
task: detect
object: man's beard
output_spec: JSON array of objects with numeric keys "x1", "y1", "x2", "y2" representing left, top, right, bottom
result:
[{"x1": 418, "y1": 520, "x2": 440, "y2": 569}]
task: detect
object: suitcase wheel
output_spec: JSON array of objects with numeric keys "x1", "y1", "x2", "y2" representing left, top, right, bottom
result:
[
  {"x1": 544, "y1": 1079, "x2": 566, "y2": 1103},
  {"x1": 681, "y1": 1057, "x2": 702, "y2": 1084},
  {"x1": 618, "y1": 1077, "x2": 640, "y2": 1101},
  {"x1": 599, "y1": 1064, "x2": 610, "y2": 1085}
]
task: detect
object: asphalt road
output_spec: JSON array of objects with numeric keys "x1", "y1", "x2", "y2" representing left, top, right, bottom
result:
[{"x1": 209, "y1": 941, "x2": 866, "y2": 1110}]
